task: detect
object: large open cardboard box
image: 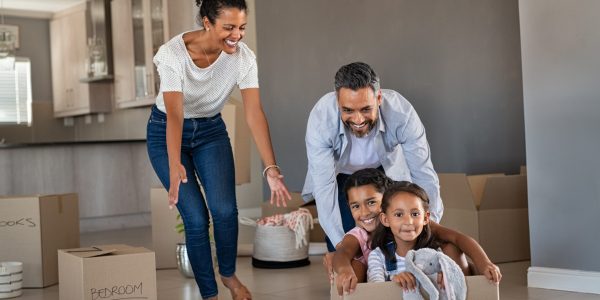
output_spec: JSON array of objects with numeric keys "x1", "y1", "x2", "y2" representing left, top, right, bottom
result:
[
  {"x1": 438, "y1": 173, "x2": 529, "y2": 263},
  {"x1": 0, "y1": 194, "x2": 79, "y2": 287},
  {"x1": 261, "y1": 192, "x2": 326, "y2": 243},
  {"x1": 58, "y1": 244, "x2": 157, "y2": 300},
  {"x1": 331, "y1": 275, "x2": 499, "y2": 299},
  {"x1": 150, "y1": 187, "x2": 184, "y2": 269}
]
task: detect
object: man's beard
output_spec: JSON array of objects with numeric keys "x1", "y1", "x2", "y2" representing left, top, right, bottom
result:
[{"x1": 344, "y1": 119, "x2": 376, "y2": 138}]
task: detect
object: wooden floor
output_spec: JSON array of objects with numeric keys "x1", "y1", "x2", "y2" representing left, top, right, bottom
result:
[{"x1": 15, "y1": 226, "x2": 600, "y2": 300}]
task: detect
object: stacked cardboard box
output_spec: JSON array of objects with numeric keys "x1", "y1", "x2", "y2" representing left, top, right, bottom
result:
[
  {"x1": 0, "y1": 194, "x2": 79, "y2": 287},
  {"x1": 438, "y1": 172, "x2": 529, "y2": 263},
  {"x1": 58, "y1": 244, "x2": 157, "y2": 300},
  {"x1": 150, "y1": 187, "x2": 184, "y2": 269}
]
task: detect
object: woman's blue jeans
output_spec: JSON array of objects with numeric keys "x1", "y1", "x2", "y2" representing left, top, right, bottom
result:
[{"x1": 147, "y1": 105, "x2": 238, "y2": 299}]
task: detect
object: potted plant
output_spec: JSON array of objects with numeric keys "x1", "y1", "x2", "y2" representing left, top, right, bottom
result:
[{"x1": 175, "y1": 214, "x2": 217, "y2": 278}]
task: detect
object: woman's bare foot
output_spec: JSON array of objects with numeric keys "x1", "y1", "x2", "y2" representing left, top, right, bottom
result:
[{"x1": 221, "y1": 275, "x2": 252, "y2": 300}]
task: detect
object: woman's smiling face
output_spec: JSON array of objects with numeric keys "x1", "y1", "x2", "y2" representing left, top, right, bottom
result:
[{"x1": 204, "y1": 7, "x2": 247, "y2": 54}]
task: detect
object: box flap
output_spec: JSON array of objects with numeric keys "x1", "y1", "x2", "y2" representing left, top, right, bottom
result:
[
  {"x1": 64, "y1": 246, "x2": 119, "y2": 258},
  {"x1": 466, "y1": 174, "x2": 504, "y2": 208},
  {"x1": 438, "y1": 173, "x2": 476, "y2": 210},
  {"x1": 62, "y1": 244, "x2": 141, "y2": 258},
  {"x1": 479, "y1": 175, "x2": 527, "y2": 210}
]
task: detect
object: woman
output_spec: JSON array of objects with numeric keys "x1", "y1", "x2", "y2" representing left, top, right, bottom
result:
[{"x1": 146, "y1": 0, "x2": 290, "y2": 299}]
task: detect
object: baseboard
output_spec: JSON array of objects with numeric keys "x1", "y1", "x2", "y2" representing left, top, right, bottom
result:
[{"x1": 528, "y1": 266, "x2": 600, "y2": 294}]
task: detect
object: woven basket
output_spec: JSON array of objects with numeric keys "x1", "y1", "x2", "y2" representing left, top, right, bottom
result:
[{"x1": 239, "y1": 216, "x2": 311, "y2": 269}]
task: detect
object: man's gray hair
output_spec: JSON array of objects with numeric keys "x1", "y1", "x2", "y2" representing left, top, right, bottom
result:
[{"x1": 334, "y1": 62, "x2": 380, "y2": 93}]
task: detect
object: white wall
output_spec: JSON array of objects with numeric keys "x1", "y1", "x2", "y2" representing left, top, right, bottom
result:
[{"x1": 520, "y1": 0, "x2": 600, "y2": 293}]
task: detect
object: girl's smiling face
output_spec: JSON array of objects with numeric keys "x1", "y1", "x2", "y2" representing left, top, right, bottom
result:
[
  {"x1": 347, "y1": 184, "x2": 383, "y2": 233},
  {"x1": 380, "y1": 191, "x2": 430, "y2": 245}
]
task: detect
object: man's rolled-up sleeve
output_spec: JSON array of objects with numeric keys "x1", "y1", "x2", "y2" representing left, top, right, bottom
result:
[{"x1": 305, "y1": 110, "x2": 345, "y2": 246}]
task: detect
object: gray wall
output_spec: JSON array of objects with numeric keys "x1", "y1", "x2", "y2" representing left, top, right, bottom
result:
[
  {"x1": 6, "y1": 16, "x2": 52, "y2": 102},
  {"x1": 520, "y1": 0, "x2": 600, "y2": 272},
  {"x1": 256, "y1": 0, "x2": 525, "y2": 191}
]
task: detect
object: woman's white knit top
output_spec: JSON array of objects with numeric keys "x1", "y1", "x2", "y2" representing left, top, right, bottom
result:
[{"x1": 153, "y1": 31, "x2": 259, "y2": 118}]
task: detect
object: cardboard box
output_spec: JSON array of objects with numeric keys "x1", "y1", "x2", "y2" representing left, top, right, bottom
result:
[
  {"x1": 150, "y1": 187, "x2": 184, "y2": 269},
  {"x1": 260, "y1": 192, "x2": 326, "y2": 243},
  {"x1": 331, "y1": 275, "x2": 498, "y2": 299},
  {"x1": 222, "y1": 100, "x2": 251, "y2": 185},
  {"x1": 300, "y1": 200, "x2": 328, "y2": 243},
  {"x1": 0, "y1": 194, "x2": 79, "y2": 287},
  {"x1": 438, "y1": 173, "x2": 530, "y2": 263},
  {"x1": 58, "y1": 244, "x2": 157, "y2": 300}
]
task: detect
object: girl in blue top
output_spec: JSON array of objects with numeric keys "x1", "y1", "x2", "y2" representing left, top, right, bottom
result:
[{"x1": 367, "y1": 181, "x2": 502, "y2": 292}]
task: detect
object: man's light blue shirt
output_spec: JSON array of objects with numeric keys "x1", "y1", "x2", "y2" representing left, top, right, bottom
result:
[{"x1": 302, "y1": 89, "x2": 443, "y2": 246}]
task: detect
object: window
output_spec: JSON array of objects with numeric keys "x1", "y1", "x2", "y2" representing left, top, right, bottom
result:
[{"x1": 0, "y1": 58, "x2": 32, "y2": 125}]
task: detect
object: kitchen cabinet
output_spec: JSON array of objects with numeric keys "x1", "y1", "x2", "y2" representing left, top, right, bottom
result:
[
  {"x1": 50, "y1": 2, "x2": 112, "y2": 118},
  {"x1": 111, "y1": 0, "x2": 167, "y2": 108}
]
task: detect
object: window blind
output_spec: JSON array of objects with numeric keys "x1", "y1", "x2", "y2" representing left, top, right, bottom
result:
[{"x1": 0, "y1": 58, "x2": 32, "y2": 125}]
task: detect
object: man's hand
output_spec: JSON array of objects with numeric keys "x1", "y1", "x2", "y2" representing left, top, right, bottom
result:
[
  {"x1": 392, "y1": 272, "x2": 417, "y2": 292},
  {"x1": 323, "y1": 252, "x2": 335, "y2": 284},
  {"x1": 437, "y1": 272, "x2": 445, "y2": 290}
]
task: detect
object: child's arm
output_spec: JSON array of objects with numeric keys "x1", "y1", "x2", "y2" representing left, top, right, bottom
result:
[
  {"x1": 333, "y1": 235, "x2": 362, "y2": 295},
  {"x1": 430, "y1": 222, "x2": 502, "y2": 283},
  {"x1": 366, "y1": 248, "x2": 387, "y2": 283}
]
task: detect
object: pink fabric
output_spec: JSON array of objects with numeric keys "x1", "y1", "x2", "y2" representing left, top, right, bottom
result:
[
  {"x1": 346, "y1": 227, "x2": 371, "y2": 266},
  {"x1": 256, "y1": 208, "x2": 312, "y2": 231},
  {"x1": 255, "y1": 208, "x2": 314, "y2": 248}
]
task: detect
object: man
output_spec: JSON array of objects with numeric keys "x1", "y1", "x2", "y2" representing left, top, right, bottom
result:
[{"x1": 302, "y1": 62, "x2": 443, "y2": 269}]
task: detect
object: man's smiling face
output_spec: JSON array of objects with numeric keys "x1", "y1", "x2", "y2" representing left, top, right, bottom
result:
[{"x1": 337, "y1": 87, "x2": 381, "y2": 138}]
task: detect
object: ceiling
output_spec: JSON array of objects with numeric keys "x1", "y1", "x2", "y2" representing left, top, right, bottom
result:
[{"x1": 1, "y1": 0, "x2": 84, "y2": 13}]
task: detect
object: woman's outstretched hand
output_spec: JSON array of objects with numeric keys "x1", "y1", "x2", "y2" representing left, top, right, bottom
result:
[
  {"x1": 265, "y1": 167, "x2": 291, "y2": 207},
  {"x1": 168, "y1": 163, "x2": 188, "y2": 209}
]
